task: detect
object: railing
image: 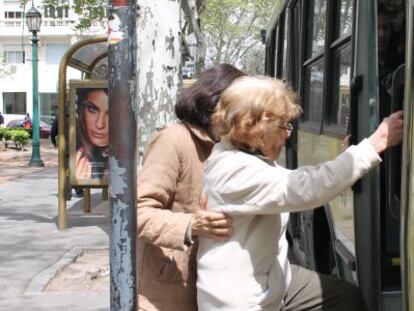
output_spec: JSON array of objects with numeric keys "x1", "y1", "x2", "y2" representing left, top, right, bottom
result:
[
  {"x1": 0, "y1": 19, "x2": 107, "y2": 30},
  {"x1": 2, "y1": 20, "x2": 23, "y2": 28},
  {"x1": 43, "y1": 20, "x2": 74, "y2": 27}
]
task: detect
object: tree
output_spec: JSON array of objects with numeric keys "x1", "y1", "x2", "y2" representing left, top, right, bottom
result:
[
  {"x1": 136, "y1": 0, "x2": 182, "y2": 164},
  {"x1": 202, "y1": 0, "x2": 273, "y2": 73},
  {"x1": 41, "y1": 0, "x2": 183, "y2": 161},
  {"x1": 42, "y1": 0, "x2": 105, "y2": 30},
  {"x1": 181, "y1": 0, "x2": 207, "y2": 75},
  {"x1": 0, "y1": 54, "x2": 17, "y2": 78}
]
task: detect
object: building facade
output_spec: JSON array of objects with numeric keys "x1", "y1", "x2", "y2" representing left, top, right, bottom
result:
[{"x1": 0, "y1": 0, "x2": 106, "y2": 125}]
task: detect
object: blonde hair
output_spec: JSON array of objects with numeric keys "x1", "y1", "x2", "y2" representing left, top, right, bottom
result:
[{"x1": 211, "y1": 76, "x2": 302, "y2": 151}]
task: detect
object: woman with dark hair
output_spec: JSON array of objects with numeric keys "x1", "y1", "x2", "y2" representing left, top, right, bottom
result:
[
  {"x1": 137, "y1": 64, "x2": 245, "y2": 311},
  {"x1": 75, "y1": 88, "x2": 109, "y2": 180}
]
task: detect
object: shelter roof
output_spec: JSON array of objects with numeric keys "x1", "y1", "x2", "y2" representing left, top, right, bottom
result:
[{"x1": 68, "y1": 38, "x2": 108, "y2": 78}]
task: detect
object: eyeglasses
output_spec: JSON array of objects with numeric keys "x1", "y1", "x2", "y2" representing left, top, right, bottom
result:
[{"x1": 279, "y1": 123, "x2": 294, "y2": 133}]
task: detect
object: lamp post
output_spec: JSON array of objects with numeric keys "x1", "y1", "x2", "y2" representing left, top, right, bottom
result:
[{"x1": 26, "y1": 5, "x2": 44, "y2": 167}]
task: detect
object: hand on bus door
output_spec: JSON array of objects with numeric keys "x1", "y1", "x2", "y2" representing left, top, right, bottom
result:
[
  {"x1": 190, "y1": 193, "x2": 233, "y2": 241},
  {"x1": 368, "y1": 110, "x2": 404, "y2": 154}
]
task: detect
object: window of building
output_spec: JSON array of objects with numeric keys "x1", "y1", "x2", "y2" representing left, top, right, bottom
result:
[
  {"x1": 4, "y1": 11, "x2": 23, "y2": 19},
  {"x1": 3, "y1": 92, "x2": 26, "y2": 114},
  {"x1": 44, "y1": 4, "x2": 69, "y2": 18},
  {"x1": 2, "y1": 45, "x2": 24, "y2": 64},
  {"x1": 5, "y1": 51, "x2": 24, "y2": 64},
  {"x1": 46, "y1": 44, "x2": 69, "y2": 64},
  {"x1": 40, "y1": 93, "x2": 58, "y2": 121}
]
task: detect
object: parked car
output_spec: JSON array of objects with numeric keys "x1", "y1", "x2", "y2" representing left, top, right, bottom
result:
[
  {"x1": 182, "y1": 66, "x2": 195, "y2": 79},
  {"x1": 6, "y1": 119, "x2": 51, "y2": 139}
]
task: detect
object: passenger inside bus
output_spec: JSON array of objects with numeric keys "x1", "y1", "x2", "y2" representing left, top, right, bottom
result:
[
  {"x1": 197, "y1": 76, "x2": 403, "y2": 311},
  {"x1": 378, "y1": 3, "x2": 405, "y2": 119}
]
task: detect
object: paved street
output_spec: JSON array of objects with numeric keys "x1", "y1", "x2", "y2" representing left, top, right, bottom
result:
[{"x1": 0, "y1": 142, "x2": 110, "y2": 310}]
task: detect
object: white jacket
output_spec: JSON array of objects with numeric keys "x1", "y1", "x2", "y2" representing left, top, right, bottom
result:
[{"x1": 197, "y1": 139, "x2": 381, "y2": 311}]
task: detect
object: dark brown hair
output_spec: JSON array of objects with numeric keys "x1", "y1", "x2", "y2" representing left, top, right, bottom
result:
[
  {"x1": 76, "y1": 88, "x2": 109, "y2": 151},
  {"x1": 76, "y1": 88, "x2": 109, "y2": 178},
  {"x1": 175, "y1": 64, "x2": 246, "y2": 130}
]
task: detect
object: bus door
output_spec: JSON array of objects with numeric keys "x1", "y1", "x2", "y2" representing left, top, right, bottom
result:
[
  {"x1": 350, "y1": 1, "x2": 406, "y2": 310},
  {"x1": 376, "y1": 2, "x2": 406, "y2": 309}
]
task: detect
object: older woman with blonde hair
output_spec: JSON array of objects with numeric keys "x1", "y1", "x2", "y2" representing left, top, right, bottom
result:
[{"x1": 197, "y1": 76, "x2": 403, "y2": 310}]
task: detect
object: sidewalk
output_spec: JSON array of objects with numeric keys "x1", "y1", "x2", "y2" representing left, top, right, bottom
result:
[
  {"x1": 0, "y1": 139, "x2": 58, "y2": 185},
  {"x1": 0, "y1": 140, "x2": 110, "y2": 310}
]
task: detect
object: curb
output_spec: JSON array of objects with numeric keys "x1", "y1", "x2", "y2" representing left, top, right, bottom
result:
[{"x1": 25, "y1": 246, "x2": 108, "y2": 295}]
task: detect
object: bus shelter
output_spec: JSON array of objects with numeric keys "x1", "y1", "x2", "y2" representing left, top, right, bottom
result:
[{"x1": 57, "y1": 35, "x2": 108, "y2": 230}]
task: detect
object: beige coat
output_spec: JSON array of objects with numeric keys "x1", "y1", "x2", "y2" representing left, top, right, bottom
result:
[{"x1": 137, "y1": 122, "x2": 214, "y2": 311}]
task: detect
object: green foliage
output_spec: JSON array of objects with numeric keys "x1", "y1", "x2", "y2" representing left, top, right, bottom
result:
[
  {"x1": 19, "y1": 0, "x2": 30, "y2": 8},
  {"x1": 0, "y1": 127, "x2": 5, "y2": 141},
  {"x1": 42, "y1": 0, "x2": 107, "y2": 30},
  {"x1": 2, "y1": 128, "x2": 12, "y2": 148},
  {"x1": 1, "y1": 128, "x2": 30, "y2": 149},
  {"x1": 3, "y1": 129, "x2": 13, "y2": 142},
  {"x1": 11, "y1": 130, "x2": 30, "y2": 149},
  {"x1": 202, "y1": 0, "x2": 273, "y2": 73}
]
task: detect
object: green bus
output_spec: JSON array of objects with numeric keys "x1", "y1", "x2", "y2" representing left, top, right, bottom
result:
[{"x1": 264, "y1": 0, "x2": 413, "y2": 310}]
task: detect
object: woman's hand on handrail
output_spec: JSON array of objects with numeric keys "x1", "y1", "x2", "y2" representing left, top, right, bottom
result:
[{"x1": 368, "y1": 110, "x2": 404, "y2": 154}]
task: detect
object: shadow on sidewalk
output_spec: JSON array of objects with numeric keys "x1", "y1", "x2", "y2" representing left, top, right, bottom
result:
[
  {"x1": 55, "y1": 192, "x2": 110, "y2": 235},
  {"x1": 0, "y1": 192, "x2": 110, "y2": 235}
]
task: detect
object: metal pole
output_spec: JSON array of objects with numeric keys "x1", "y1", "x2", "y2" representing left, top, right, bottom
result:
[
  {"x1": 84, "y1": 188, "x2": 91, "y2": 213},
  {"x1": 102, "y1": 187, "x2": 108, "y2": 200},
  {"x1": 108, "y1": 0, "x2": 137, "y2": 309},
  {"x1": 29, "y1": 30, "x2": 44, "y2": 167}
]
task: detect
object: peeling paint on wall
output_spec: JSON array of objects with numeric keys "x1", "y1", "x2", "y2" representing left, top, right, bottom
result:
[
  {"x1": 109, "y1": 156, "x2": 127, "y2": 198},
  {"x1": 110, "y1": 199, "x2": 134, "y2": 308}
]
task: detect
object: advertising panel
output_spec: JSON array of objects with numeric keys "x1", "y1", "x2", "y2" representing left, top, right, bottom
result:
[{"x1": 69, "y1": 80, "x2": 109, "y2": 186}]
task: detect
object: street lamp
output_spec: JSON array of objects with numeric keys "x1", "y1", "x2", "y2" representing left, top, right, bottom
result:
[{"x1": 26, "y1": 5, "x2": 44, "y2": 167}]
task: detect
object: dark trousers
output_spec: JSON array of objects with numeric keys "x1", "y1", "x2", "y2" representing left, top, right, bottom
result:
[{"x1": 283, "y1": 265, "x2": 367, "y2": 311}]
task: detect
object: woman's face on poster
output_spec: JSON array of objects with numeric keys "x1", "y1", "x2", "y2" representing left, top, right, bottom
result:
[{"x1": 84, "y1": 90, "x2": 109, "y2": 148}]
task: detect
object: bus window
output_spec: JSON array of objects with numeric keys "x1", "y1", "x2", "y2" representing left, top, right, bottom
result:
[
  {"x1": 302, "y1": 0, "x2": 326, "y2": 128},
  {"x1": 307, "y1": 0, "x2": 327, "y2": 58},
  {"x1": 378, "y1": 4, "x2": 405, "y2": 119},
  {"x1": 290, "y1": 2, "x2": 301, "y2": 87},
  {"x1": 335, "y1": 0, "x2": 353, "y2": 39},
  {"x1": 303, "y1": 61, "x2": 324, "y2": 125},
  {"x1": 274, "y1": 24, "x2": 279, "y2": 76},
  {"x1": 328, "y1": 44, "x2": 351, "y2": 132},
  {"x1": 282, "y1": 10, "x2": 289, "y2": 80},
  {"x1": 326, "y1": 0, "x2": 352, "y2": 133}
]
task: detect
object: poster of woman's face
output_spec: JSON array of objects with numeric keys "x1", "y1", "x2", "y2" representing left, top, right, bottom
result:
[{"x1": 69, "y1": 80, "x2": 109, "y2": 186}]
